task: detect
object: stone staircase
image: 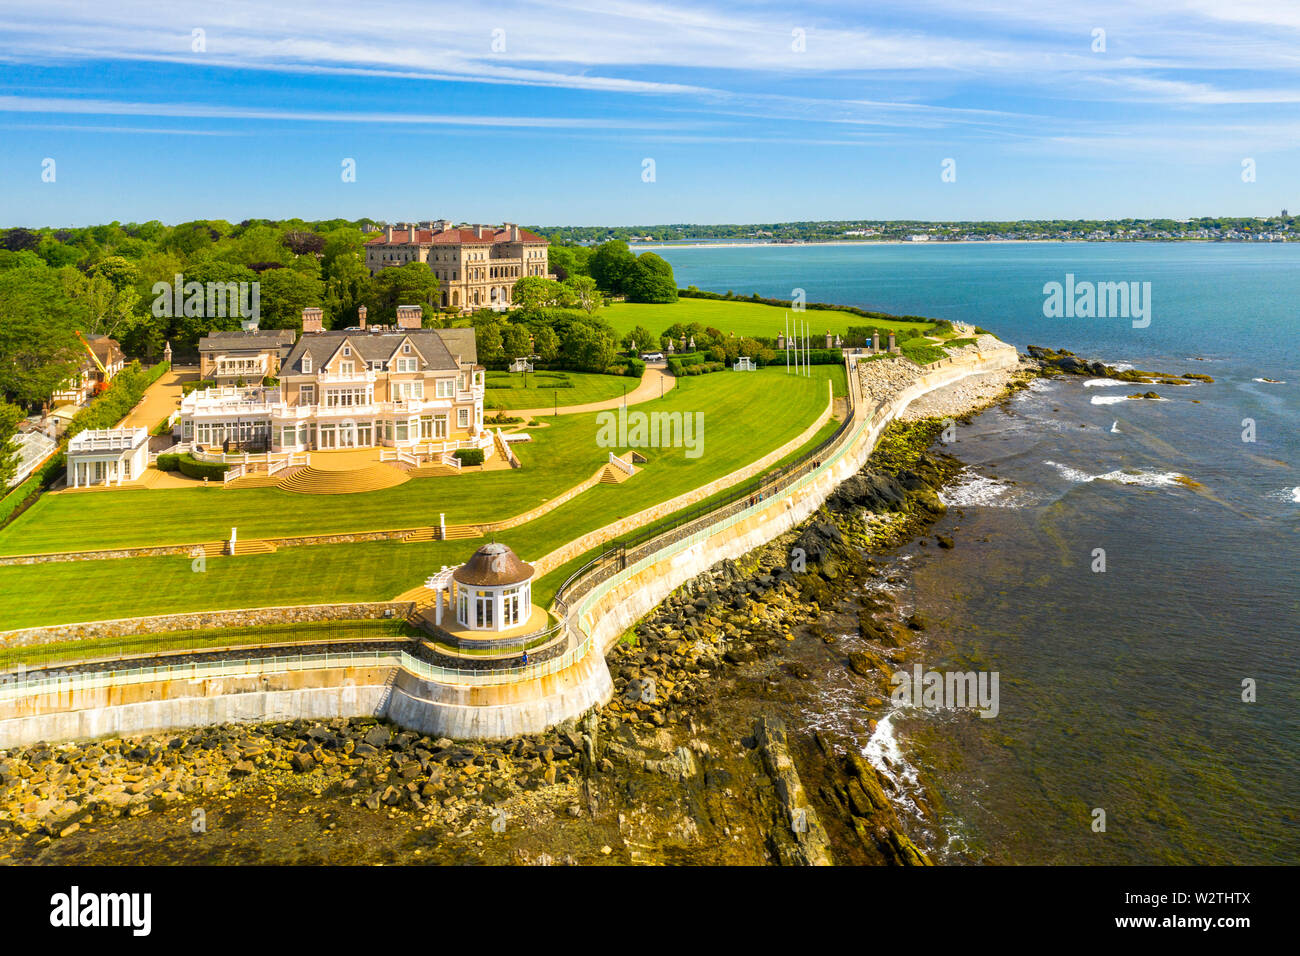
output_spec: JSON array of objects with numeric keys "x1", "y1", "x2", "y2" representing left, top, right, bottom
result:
[
  {"x1": 277, "y1": 464, "x2": 410, "y2": 495},
  {"x1": 599, "y1": 464, "x2": 631, "y2": 484},
  {"x1": 199, "y1": 539, "x2": 278, "y2": 557},
  {"x1": 401, "y1": 525, "x2": 483, "y2": 543}
]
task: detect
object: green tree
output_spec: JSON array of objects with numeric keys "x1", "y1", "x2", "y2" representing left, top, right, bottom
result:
[
  {"x1": 0, "y1": 267, "x2": 80, "y2": 408},
  {"x1": 532, "y1": 325, "x2": 559, "y2": 362},
  {"x1": 512, "y1": 276, "x2": 574, "y2": 315},
  {"x1": 258, "y1": 268, "x2": 325, "y2": 330},
  {"x1": 561, "y1": 320, "x2": 618, "y2": 372},
  {"x1": 502, "y1": 323, "x2": 532, "y2": 360},
  {"x1": 370, "y1": 262, "x2": 440, "y2": 322},
  {"x1": 0, "y1": 400, "x2": 22, "y2": 486},
  {"x1": 588, "y1": 240, "x2": 636, "y2": 294},
  {"x1": 623, "y1": 254, "x2": 678, "y2": 303},
  {"x1": 623, "y1": 325, "x2": 655, "y2": 352},
  {"x1": 565, "y1": 275, "x2": 602, "y2": 315}
]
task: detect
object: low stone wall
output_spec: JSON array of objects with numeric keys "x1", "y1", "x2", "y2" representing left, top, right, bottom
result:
[{"x1": 0, "y1": 602, "x2": 416, "y2": 649}]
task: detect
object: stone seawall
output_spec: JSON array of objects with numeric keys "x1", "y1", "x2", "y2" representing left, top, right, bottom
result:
[
  {"x1": 570, "y1": 345, "x2": 1020, "y2": 658},
  {"x1": 0, "y1": 602, "x2": 416, "y2": 648},
  {"x1": 0, "y1": 345, "x2": 1016, "y2": 746}
]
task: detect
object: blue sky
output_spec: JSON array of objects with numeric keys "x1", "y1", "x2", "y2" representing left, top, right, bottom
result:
[{"x1": 2, "y1": 0, "x2": 1299, "y2": 226}]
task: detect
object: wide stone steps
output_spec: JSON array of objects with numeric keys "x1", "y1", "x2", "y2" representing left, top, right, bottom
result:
[
  {"x1": 224, "y1": 472, "x2": 282, "y2": 488},
  {"x1": 410, "y1": 464, "x2": 459, "y2": 477},
  {"x1": 277, "y1": 464, "x2": 410, "y2": 495},
  {"x1": 599, "y1": 465, "x2": 630, "y2": 484},
  {"x1": 402, "y1": 525, "x2": 483, "y2": 543},
  {"x1": 200, "y1": 539, "x2": 278, "y2": 557}
]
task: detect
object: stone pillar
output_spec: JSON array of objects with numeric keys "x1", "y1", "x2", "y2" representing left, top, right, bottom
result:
[
  {"x1": 228, "y1": 526, "x2": 238, "y2": 556},
  {"x1": 777, "y1": 334, "x2": 786, "y2": 350},
  {"x1": 439, "y1": 512, "x2": 446, "y2": 539},
  {"x1": 826, "y1": 330, "x2": 833, "y2": 348},
  {"x1": 434, "y1": 588, "x2": 444, "y2": 627},
  {"x1": 871, "y1": 331, "x2": 880, "y2": 352},
  {"x1": 888, "y1": 331, "x2": 897, "y2": 353}
]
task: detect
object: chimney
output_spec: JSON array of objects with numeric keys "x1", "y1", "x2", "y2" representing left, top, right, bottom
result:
[
  {"x1": 384, "y1": 225, "x2": 394, "y2": 242},
  {"x1": 396, "y1": 304, "x2": 423, "y2": 329},
  {"x1": 301, "y1": 307, "x2": 324, "y2": 333},
  {"x1": 358, "y1": 305, "x2": 368, "y2": 330}
]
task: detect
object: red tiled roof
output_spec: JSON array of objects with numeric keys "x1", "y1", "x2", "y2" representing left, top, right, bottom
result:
[{"x1": 365, "y1": 226, "x2": 547, "y2": 246}]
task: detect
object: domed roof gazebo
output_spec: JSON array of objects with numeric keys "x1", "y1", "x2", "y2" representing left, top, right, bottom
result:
[{"x1": 447, "y1": 542, "x2": 535, "y2": 631}]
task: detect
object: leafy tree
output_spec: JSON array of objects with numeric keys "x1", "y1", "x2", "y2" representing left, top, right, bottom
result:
[
  {"x1": 283, "y1": 230, "x2": 326, "y2": 256},
  {"x1": 512, "y1": 276, "x2": 574, "y2": 315},
  {"x1": 1, "y1": 228, "x2": 40, "y2": 252},
  {"x1": 561, "y1": 320, "x2": 618, "y2": 372},
  {"x1": 0, "y1": 267, "x2": 80, "y2": 408},
  {"x1": 623, "y1": 325, "x2": 655, "y2": 352},
  {"x1": 370, "y1": 262, "x2": 440, "y2": 322},
  {"x1": 623, "y1": 257, "x2": 678, "y2": 303},
  {"x1": 565, "y1": 275, "x2": 602, "y2": 315},
  {"x1": 0, "y1": 400, "x2": 22, "y2": 486},
  {"x1": 532, "y1": 325, "x2": 559, "y2": 362},
  {"x1": 258, "y1": 268, "x2": 324, "y2": 330},
  {"x1": 547, "y1": 244, "x2": 590, "y2": 281},
  {"x1": 502, "y1": 323, "x2": 532, "y2": 360},
  {"x1": 588, "y1": 240, "x2": 636, "y2": 294}
]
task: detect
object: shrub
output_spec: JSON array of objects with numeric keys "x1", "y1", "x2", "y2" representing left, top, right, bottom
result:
[
  {"x1": 155, "y1": 452, "x2": 181, "y2": 471},
  {"x1": 453, "y1": 448, "x2": 485, "y2": 467},
  {"x1": 177, "y1": 453, "x2": 230, "y2": 480}
]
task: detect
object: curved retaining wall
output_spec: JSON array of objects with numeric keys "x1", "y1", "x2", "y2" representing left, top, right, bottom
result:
[{"x1": 0, "y1": 347, "x2": 1014, "y2": 746}]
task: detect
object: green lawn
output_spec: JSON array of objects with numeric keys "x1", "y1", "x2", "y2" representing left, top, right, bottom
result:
[
  {"x1": 0, "y1": 366, "x2": 840, "y2": 628},
  {"x1": 601, "y1": 299, "x2": 935, "y2": 340},
  {"x1": 485, "y1": 369, "x2": 634, "y2": 411}
]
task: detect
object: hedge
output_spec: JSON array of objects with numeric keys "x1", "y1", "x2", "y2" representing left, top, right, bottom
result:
[
  {"x1": 453, "y1": 448, "x2": 485, "y2": 467},
  {"x1": 678, "y1": 287, "x2": 939, "y2": 327},
  {"x1": 155, "y1": 452, "x2": 181, "y2": 471},
  {"x1": 177, "y1": 453, "x2": 230, "y2": 480},
  {"x1": 0, "y1": 451, "x2": 65, "y2": 527}
]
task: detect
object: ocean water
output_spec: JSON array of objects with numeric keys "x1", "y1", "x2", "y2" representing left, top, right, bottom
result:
[{"x1": 651, "y1": 242, "x2": 1300, "y2": 865}]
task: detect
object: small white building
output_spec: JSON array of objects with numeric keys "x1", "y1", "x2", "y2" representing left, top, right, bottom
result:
[
  {"x1": 66, "y1": 428, "x2": 149, "y2": 488},
  {"x1": 422, "y1": 542, "x2": 536, "y2": 632}
]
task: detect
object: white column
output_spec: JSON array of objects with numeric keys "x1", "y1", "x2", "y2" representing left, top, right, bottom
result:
[{"x1": 434, "y1": 587, "x2": 443, "y2": 626}]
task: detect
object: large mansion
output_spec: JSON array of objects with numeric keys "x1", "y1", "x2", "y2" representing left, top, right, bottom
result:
[
  {"x1": 364, "y1": 220, "x2": 550, "y2": 311},
  {"x1": 180, "y1": 306, "x2": 486, "y2": 454}
]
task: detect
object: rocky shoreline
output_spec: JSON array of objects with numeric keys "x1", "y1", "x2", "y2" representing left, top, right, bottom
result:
[{"x1": 0, "y1": 358, "x2": 1038, "y2": 866}]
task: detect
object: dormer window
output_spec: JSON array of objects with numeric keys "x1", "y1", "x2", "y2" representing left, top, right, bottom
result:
[{"x1": 302, "y1": 355, "x2": 313, "y2": 373}]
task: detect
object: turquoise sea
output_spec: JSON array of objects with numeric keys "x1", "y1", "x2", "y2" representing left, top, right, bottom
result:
[{"x1": 651, "y1": 242, "x2": 1300, "y2": 865}]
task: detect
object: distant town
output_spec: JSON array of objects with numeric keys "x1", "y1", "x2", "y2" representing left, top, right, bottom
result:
[{"x1": 544, "y1": 214, "x2": 1298, "y2": 245}]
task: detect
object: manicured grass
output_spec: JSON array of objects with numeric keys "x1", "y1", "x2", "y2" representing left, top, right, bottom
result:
[
  {"x1": 0, "y1": 367, "x2": 840, "y2": 627},
  {"x1": 601, "y1": 299, "x2": 934, "y2": 340},
  {"x1": 485, "y1": 369, "x2": 635, "y2": 410}
]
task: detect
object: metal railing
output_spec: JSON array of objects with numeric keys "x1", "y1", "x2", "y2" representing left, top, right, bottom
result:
[
  {"x1": 554, "y1": 354, "x2": 867, "y2": 615},
  {"x1": 0, "y1": 641, "x2": 598, "y2": 704}
]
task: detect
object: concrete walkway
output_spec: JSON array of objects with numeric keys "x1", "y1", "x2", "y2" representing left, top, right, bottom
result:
[{"x1": 505, "y1": 364, "x2": 676, "y2": 418}]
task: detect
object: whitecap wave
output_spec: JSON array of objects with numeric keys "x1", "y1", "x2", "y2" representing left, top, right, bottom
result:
[
  {"x1": 939, "y1": 473, "x2": 1033, "y2": 508},
  {"x1": 1090, "y1": 395, "x2": 1128, "y2": 405},
  {"x1": 1045, "y1": 460, "x2": 1186, "y2": 487},
  {"x1": 863, "y1": 711, "x2": 923, "y2": 813},
  {"x1": 1265, "y1": 486, "x2": 1300, "y2": 503},
  {"x1": 1253, "y1": 377, "x2": 1287, "y2": 385},
  {"x1": 1084, "y1": 379, "x2": 1125, "y2": 387}
]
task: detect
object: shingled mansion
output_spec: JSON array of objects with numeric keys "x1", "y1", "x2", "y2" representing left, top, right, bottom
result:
[{"x1": 180, "y1": 305, "x2": 487, "y2": 455}]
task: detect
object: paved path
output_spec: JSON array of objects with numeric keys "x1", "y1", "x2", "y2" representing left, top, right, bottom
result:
[
  {"x1": 506, "y1": 365, "x2": 676, "y2": 418},
  {"x1": 119, "y1": 366, "x2": 197, "y2": 431}
]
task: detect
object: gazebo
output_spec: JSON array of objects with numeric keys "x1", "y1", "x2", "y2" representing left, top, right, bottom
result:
[{"x1": 421, "y1": 542, "x2": 537, "y2": 632}]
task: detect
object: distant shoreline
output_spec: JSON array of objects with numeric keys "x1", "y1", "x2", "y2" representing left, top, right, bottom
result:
[{"x1": 631, "y1": 238, "x2": 1291, "y2": 250}]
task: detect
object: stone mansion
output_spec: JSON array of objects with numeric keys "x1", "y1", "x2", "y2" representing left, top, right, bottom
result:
[
  {"x1": 181, "y1": 305, "x2": 486, "y2": 454},
  {"x1": 364, "y1": 220, "x2": 550, "y2": 311}
]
